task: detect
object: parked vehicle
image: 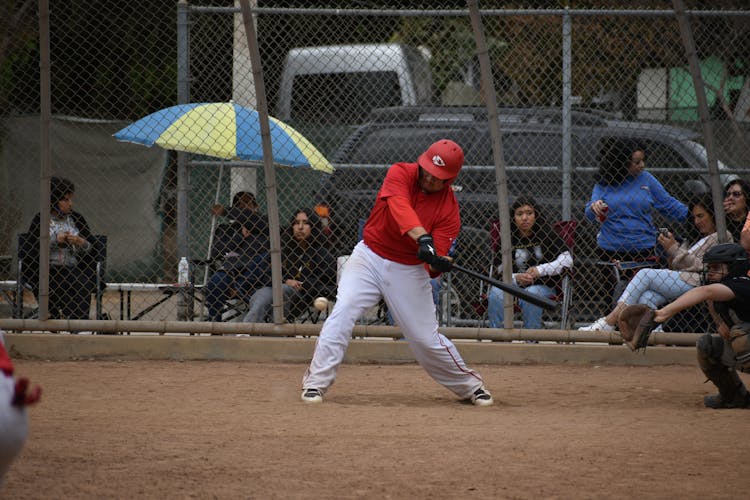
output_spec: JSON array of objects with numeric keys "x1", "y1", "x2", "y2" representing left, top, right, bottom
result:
[
  {"x1": 319, "y1": 106, "x2": 740, "y2": 323},
  {"x1": 275, "y1": 44, "x2": 434, "y2": 156},
  {"x1": 276, "y1": 43, "x2": 433, "y2": 123}
]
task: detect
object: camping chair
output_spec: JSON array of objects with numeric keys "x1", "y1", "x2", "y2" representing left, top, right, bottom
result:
[
  {"x1": 189, "y1": 221, "x2": 259, "y2": 322},
  {"x1": 552, "y1": 220, "x2": 577, "y2": 329},
  {"x1": 15, "y1": 232, "x2": 107, "y2": 320}
]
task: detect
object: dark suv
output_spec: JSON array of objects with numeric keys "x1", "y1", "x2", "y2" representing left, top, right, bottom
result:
[{"x1": 319, "y1": 106, "x2": 739, "y2": 321}]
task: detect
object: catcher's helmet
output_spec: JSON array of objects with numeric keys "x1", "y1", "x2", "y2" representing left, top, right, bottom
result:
[
  {"x1": 418, "y1": 139, "x2": 464, "y2": 180},
  {"x1": 701, "y1": 243, "x2": 749, "y2": 283}
]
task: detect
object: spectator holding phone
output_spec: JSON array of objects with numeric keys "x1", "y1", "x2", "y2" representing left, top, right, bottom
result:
[{"x1": 580, "y1": 194, "x2": 728, "y2": 331}]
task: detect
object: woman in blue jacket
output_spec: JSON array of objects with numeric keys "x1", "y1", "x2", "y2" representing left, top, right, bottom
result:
[
  {"x1": 585, "y1": 137, "x2": 688, "y2": 261},
  {"x1": 585, "y1": 138, "x2": 688, "y2": 309}
]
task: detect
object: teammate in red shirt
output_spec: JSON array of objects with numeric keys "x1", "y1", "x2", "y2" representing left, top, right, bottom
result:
[
  {"x1": 301, "y1": 140, "x2": 493, "y2": 406},
  {"x1": 0, "y1": 330, "x2": 41, "y2": 488}
]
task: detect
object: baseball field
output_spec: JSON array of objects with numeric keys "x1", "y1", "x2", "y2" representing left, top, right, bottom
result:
[{"x1": 3, "y1": 351, "x2": 749, "y2": 499}]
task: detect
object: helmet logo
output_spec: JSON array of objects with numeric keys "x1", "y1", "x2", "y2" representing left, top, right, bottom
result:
[{"x1": 432, "y1": 155, "x2": 445, "y2": 167}]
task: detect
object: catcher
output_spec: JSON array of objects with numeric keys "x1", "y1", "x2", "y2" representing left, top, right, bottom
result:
[{"x1": 617, "y1": 243, "x2": 750, "y2": 409}]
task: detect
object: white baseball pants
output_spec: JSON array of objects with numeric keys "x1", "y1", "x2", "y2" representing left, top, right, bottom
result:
[
  {"x1": 0, "y1": 373, "x2": 28, "y2": 487},
  {"x1": 303, "y1": 241, "x2": 485, "y2": 399}
]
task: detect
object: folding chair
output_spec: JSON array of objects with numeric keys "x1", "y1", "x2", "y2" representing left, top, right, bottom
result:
[
  {"x1": 190, "y1": 255, "x2": 252, "y2": 322},
  {"x1": 551, "y1": 220, "x2": 577, "y2": 329},
  {"x1": 482, "y1": 218, "x2": 576, "y2": 329}
]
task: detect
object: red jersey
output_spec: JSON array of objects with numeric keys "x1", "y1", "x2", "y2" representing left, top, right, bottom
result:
[
  {"x1": 1, "y1": 341, "x2": 14, "y2": 376},
  {"x1": 363, "y1": 162, "x2": 460, "y2": 265}
]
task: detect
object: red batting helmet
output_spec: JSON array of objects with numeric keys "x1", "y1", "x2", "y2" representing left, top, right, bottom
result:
[{"x1": 417, "y1": 139, "x2": 464, "y2": 180}]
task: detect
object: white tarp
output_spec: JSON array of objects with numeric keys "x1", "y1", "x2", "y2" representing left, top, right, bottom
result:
[{"x1": 1, "y1": 115, "x2": 167, "y2": 277}]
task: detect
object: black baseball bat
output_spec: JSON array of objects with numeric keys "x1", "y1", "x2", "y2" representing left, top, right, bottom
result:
[{"x1": 450, "y1": 263, "x2": 559, "y2": 311}]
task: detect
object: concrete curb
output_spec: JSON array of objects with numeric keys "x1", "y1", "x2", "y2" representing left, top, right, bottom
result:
[{"x1": 4, "y1": 334, "x2": 696, "y2": 366}]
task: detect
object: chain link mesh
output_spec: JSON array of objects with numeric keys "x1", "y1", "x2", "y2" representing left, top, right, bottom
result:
[{"x1": 1, "y1": 1, "x2": 749, "y2": 334}]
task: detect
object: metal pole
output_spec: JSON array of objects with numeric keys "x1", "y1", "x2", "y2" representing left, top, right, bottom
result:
[
  {"x1": 197, "y1": 162, "x2": 225, "y2": 319},
  {"x1": 176, "y1": 0, "x2": 191, "y2": 320},
  {"x1": 467, "y1": 0, "x2": 513, "y2": 328},
  {"x1": 672, "y1": 0, "x2": 727, "y2": 242},
  {"x1": 176, "y1": 0, "x2": 191, "y2": 259},
  {"x1": 38, "y1": 0, "x2": 51, "y2": 320},
  {"x1": 0, "y1": 318, "x2": 702, "y2": 346},
  {"x1": 238, "y1": 0, "x2": 285, "y2": 324},
  {"x1": 561, "y1": 8, "x2": 572, "y2": 221}
]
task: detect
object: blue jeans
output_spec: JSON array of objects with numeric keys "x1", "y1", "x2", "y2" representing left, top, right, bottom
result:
[
  {"x1": 243, "y1": 284, "x2": 296, "y2": 323},
  {"x1": 205, "y1": 269, "x2": 259, "y2": 322},
  {"x1": 487, "y1": 283, "x2": 555, "y2": 329},
  {"x1": 618, "y1": 268, "x2": 693, "y2": 309}
]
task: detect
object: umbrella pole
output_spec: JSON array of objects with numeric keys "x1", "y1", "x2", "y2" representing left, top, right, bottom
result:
[{"x1": 198, "y1": 163, "x2": 224, "y2": 320}]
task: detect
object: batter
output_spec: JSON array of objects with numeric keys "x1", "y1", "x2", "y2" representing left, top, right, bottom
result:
[{"x1": 301, "y1": 139, "x2": 493, "y2": 406}]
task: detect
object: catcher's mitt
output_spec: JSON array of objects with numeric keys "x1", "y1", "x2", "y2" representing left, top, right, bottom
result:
[{"x1": 617, "y1": 304, "x2": 657, "y2": 352}]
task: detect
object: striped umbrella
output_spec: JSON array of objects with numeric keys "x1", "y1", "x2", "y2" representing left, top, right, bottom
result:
[{"x1": 113, "y1": 102, "x2": 333, "y2": 173}]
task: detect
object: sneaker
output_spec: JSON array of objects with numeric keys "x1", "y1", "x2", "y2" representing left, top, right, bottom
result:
[
  {"x1": 578, "y1": 317, "x2": 615, "y2": 332},
  {"x1": 470, "y1": 386, "x2": 494, "y2": 407},
  {"x1": 301, "y1": 388, "x2": 323, "y2": 404},
  {"x1": 703, "y1": 393, "x2": 750, "y2": 409}
]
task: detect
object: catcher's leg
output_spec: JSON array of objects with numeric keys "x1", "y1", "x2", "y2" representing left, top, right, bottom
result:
[{"x1": 696, "y1": 334, "x2": 750, "y2": 409}]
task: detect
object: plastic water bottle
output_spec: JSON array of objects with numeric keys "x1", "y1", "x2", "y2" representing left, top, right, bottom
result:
[{"x1": 177, "y1": 257, "x2": 189, "y2": 284}]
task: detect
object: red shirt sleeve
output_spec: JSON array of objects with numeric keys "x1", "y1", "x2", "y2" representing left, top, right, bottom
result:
[
  {"x1": 0, "y1": 341, "x2": 14, "y2": 376},
  {"x1": 387, "y1": 195, "x2": 422, "y2": 235}
]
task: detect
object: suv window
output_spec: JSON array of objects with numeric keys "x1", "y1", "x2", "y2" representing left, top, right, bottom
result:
[{"x1": 641, "y1": 139, "x2": 692, "y2": 170}]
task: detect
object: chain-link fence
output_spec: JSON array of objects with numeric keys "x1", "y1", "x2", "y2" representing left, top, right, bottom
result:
[{"x1": 1, "y1": 1, "x2": 749, "y2": 337}]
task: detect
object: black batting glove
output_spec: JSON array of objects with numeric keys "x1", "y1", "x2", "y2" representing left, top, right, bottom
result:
[
  {"x1": 416, "y1": 234, "x2": 453, "y2": 273},
  {"x1": 430, "y1": 256, "x2": 453, "y2": 273},
  {"x1": 416, "y1": 234, "x2": 437, "y2": 263}
]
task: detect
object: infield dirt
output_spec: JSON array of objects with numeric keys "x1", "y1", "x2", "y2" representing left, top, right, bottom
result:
[{"x1": 3, "y1": 360, "x2": 749, "y2": 499}]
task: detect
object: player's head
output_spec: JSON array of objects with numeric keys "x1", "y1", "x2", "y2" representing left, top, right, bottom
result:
[
  {"x1": 418, "y1": 139, "x2": 464, "y2": 186},
  {"x1": 701, "y1": 243, "x2": 749, "y2": 284}
]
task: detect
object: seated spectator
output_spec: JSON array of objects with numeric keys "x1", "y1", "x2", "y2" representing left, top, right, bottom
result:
[
  {"x1": 243, "y1": 208, "x2": 336, "y2": 323},
  {"x1": 722, "y1": 179, "x2": 750, "y2": 245},
  {"x1": 204, "y1": 195, "x2": 270, "y2": 323},
  {"x1": 23, "y1": 176, "x2": 99, "y2": 320},
  {"x1": 579, "y1": 194, "x2": 728, "y2": 332},
  {"x1": 211, "y1": 190, "x2": 257, "y2": 218},
  {"x1": 584, "y1": 138, "x2": 688, "y2": 299},
  {"x1": 487, "y1": 196, "x2": 573, "y2": 330}
]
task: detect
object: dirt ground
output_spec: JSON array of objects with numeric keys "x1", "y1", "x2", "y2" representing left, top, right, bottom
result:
[{"x1": 3, "y1": 360, "x2": 749, "y2": 499}]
